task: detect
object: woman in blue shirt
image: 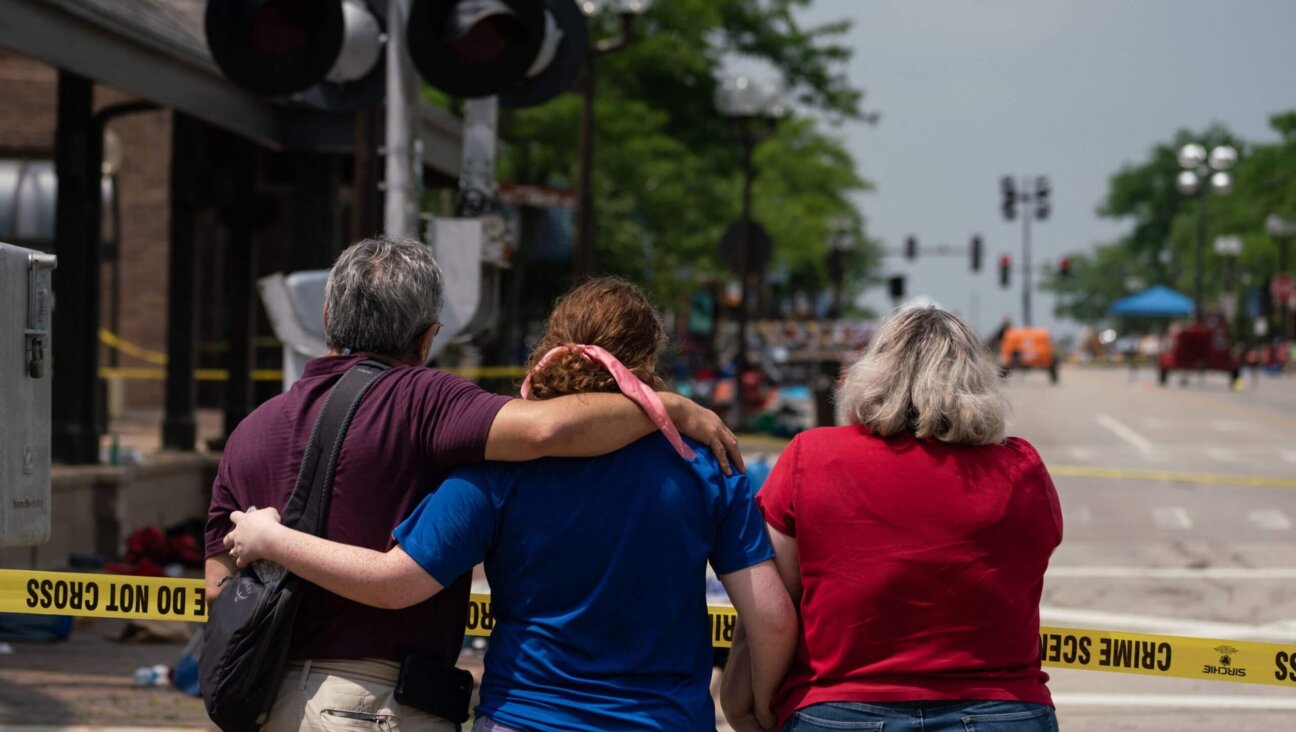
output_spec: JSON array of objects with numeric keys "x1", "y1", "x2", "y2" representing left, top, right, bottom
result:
[{"x1": 226, "y1": 278, "x2": 796, "y2": 732}]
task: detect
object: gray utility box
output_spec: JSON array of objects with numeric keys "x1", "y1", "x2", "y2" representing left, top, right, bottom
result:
[{"x1": 0, "y1": 242, "x2": 56, "y2": 546}]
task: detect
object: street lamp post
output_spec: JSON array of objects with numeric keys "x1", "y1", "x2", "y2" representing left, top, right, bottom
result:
[
  {"x1": 1266, "y1": 213, "x2": 1296, "y2": 340},
  {"x1": 716, "y1": 75, "x2": 785, "y2": 430},
  {"x1": 1176, "y1": 142, "x2": 1237, "y2": 321},
  {"x1": 827, "y1": 218, "x2": 854, "y2": 319},
  {"x1": 573, "y1": 0, "x2": 653, "y2": 281}
]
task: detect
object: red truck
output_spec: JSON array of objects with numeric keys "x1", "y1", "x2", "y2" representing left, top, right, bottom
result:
[{"x1": 1158, "y1": 315, "x2": 1240, "y2": 385}]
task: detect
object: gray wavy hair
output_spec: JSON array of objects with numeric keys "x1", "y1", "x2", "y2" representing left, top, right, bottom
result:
[
  {"x1": 324, "y1": 235, "x2": 443, "y2": 359},
  {"x1": 837, "y1": 306, "x2": 1008, "y2": 445}
]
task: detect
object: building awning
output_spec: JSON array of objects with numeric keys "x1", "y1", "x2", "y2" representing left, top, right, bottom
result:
[{"x1": 0, "y1": 0, "x2": 461, "y2": 176}]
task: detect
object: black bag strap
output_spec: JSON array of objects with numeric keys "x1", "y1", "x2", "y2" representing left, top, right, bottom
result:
[{"x1": 280, "y1": 359, "x2": 389, "y2": 536}]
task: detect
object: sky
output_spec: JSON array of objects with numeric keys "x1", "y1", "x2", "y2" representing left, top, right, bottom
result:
[{"x1": 788, "y1": 0, "x2": 1296, "y2": 337}]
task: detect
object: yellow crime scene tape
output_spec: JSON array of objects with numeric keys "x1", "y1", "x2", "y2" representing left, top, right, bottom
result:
[
  {"x1": 97, "y1": 330, "x2": 526, "y2": 382},
  {"x1": 4, "y1": 569, "x2": 1296, "y2": 688}
]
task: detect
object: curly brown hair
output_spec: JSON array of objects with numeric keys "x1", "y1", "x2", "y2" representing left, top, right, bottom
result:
[{"x1": 524, "y1": 277, "x2": 668, "y2": 400}]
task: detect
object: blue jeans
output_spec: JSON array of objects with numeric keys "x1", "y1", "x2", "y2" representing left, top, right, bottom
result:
[{"x1": 783, "y1": 701, "x2": 1057, "y2": 732}]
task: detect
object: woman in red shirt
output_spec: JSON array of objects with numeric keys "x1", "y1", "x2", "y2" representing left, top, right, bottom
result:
[{"x1": 721, "y1": 306, "x2": 1062, "y2": 732}]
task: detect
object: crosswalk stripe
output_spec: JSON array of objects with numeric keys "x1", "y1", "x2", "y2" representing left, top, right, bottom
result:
[
  {"x1": 1205, "y1": 447, "x2": 1240, "y2": 463},
  {"x1": 1152, "y1": 506, "x2": 1193, "y2": 530},
  {"x1": 1248, "y1": 509, "x2": 1292, "y2": 531},
  {"x1": 1279, "y1": 449, "x2": 1296, "y2": 464}
]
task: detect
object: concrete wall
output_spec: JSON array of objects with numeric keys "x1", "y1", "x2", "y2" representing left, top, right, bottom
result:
[{"x1": 0, "y1": 454, "x2": 216, "y2": 570}]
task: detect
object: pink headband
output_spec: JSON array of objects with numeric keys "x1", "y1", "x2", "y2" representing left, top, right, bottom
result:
[{"x1": 521, "y1": 345, "x2": 696, "y2": 461}]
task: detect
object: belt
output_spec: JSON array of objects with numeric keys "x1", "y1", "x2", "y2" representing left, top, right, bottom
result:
[{"x1": 286, "y1": 658, "x2": 402, "y2": 686}]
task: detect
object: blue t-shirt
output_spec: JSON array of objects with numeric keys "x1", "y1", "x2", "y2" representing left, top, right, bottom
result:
[{"x1": 392, "y1": 433, "x2": 773, "y2": 731}]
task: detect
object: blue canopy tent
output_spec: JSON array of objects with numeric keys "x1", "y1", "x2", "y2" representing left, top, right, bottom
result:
[{"x1": 1108, "y1": 285, "x2": 1194, "y2": 318}]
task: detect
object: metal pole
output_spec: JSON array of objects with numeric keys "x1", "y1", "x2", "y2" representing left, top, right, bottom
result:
[
  {"x1": 456, "y1": 97, "x2": 500, "y2": 216},
  {"x1": 1195, "y1": 185, "x2": 1207, "y2": 322},
  {"x1": 1022, "y1": 177, "x2": 1032, "y2": 327},
  {"x1": 1281, "y1": 238, "x2": 1291, "y2": 339},
  {"x1": 574, "y1": 56, "x2": 597, "y2": 280},
  {"x1": 733, "y1": 130, "x2": 754, "y2": 431},
  {"x1": 163, "y1": 113, "x2": 199, "y2": 451},
  {"x1": 51, "y1": 70, "x2": 99, "y2": 464},
  {"x1": 385, "y1": 0, "x2": 417, "y2": 239}
]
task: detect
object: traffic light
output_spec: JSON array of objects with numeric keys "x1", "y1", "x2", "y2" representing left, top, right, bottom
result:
[
  {"x1": 1000, "y1": 176, "x2": 1016, "y2": 221},
  {"x1": 1035, "y1": 176, "x2": 1051, "y2": 220},
  {"x1": 888, "y1": 275, "x2": 906, "y2": 301},
  {"x1": 999, "y1": 254, "x2": 1011, "y2": 288},
  {"x1": 408, "y1": 0, "x2": 588, "y2": 108},
  {"x1": 1058, "y1": 257, "x2": 1071, "y2": 277},
  {"x1": 904, "y1": 236, "x2": 917, "y2": 260},
  {"x1": 205, "y1": 0, "x2": 385, "y2": 107},
  {"x1": 970, "y1": 235, "x2": 983, "y2": 272}
]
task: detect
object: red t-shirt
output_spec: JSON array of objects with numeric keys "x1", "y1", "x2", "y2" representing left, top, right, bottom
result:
[
  {"x1": 205, "y1": 355, "x2": 510, "y2": 664},
  {"x1": 756, "y1": 425, "x2": 1062, "y2": 724}
]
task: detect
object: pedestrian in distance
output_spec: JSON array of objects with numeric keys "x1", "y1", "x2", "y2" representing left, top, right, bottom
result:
[
  {"x1": 723, "y1": 306, "x2": 1063, "y2": 732},
  {"x1": 205, "y1": 240, "x2": 744, "y2": 732},
  {"x1": 225, "y1": 277, "x2": 798, "y2": 732}
]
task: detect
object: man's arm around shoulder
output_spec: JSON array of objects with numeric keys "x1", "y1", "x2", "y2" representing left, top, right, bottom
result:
[{"x1": 484, "y1": 391, "x2": 744, "y2": 473}]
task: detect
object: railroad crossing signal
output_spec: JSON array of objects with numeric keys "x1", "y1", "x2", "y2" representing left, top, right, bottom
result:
[
  {"x1": 204, "y1": 0, "x2": 589, "y2": 108},
  {"x1": 971, "y1": 235, "x2": 983, "y2": 272},
  {"x1": 999, "y1": 254, "x2": 1011, "y2": 288}
]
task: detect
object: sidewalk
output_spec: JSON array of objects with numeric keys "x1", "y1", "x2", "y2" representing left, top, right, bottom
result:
[
  {"x1": 0, "y1": 617, "x2": 490, "y2": 729},
  {"x1": 0, "y1": 618, "x2": 210, "y2": 728}
]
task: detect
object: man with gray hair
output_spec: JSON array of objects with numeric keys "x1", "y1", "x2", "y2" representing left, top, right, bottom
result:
[{"x1": 204, "y1": 236, "x2": 740, "y2": 732}]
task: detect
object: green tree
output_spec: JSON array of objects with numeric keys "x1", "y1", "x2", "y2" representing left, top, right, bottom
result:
[
  {"x1": 497, "y1": 0, "x2": 876, "y2": 315},
  {"x1": 1047, "y1": 112, "x2": 1296, "y2": 333}
]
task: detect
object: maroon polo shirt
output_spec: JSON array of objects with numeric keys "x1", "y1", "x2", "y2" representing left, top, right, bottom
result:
[{"x1": 205, "y1": 354, "x2": 511, "y2": 663}]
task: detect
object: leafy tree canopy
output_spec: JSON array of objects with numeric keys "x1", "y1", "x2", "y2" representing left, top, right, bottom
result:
[
  {"x1": 1046, "y1": 112, "x2": 1296, "y2": 329},
  {"x1": 496, "y1": 0, "x2": 876, "y2": 313}
]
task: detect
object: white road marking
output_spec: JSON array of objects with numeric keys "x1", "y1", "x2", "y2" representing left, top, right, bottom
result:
[
  {"x1": 1068, "y1": 506, "x2": 1093, "y2": 526},
  {"x1": 1209, "y1": 419, "x2": 1257, "y2": 433},
  {"x1": 1052, "y1": 694, "x2": 1296, "y2": 710},
  {"x1": 1039, "y1": 606, "x2": 1296, "y2": 641},
  {"x1": 1248, "y1": 509, "x2": 1292, "y2": 531},
  {"x1": 1279, "y1": 449, "x2": 1296, "y2": 464},
  {"x1": 1151, "y1": 506, "x2": 1193, "y2": 530},
  {"x1": 1047, "y1": 566, "x2": 1296, "y2": 580},
  {"x1": 1205, "y1": 447, "x2": 1240, "y2": 463},
  {"x1": 1065, "y1": 447, "x2": 1095, "y2": 461},
  {"x1": 1096, "y1": 414, "x2": 1156, "y2": 459}
]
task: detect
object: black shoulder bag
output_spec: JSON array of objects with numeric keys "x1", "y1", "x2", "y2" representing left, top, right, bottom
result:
[{"x1": 201, "y1": 360, "x2": 389, "y2": 732}]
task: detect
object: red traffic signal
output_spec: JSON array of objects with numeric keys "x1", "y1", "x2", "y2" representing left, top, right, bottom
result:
[
  {"x1": 999, "y1": 254, "x2": 1011, "y2": 289},
  {"x1": 1059, "y1": 257, "x2": 1071, "y2": 277}
]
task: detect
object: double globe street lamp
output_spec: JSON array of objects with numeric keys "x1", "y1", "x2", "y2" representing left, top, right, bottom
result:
[
  {"x1": 715, "y1": 75, "x2": 786, "y2": 430},
  {"x1": 1176, "y1": 142, "x2": 1237, "y2": 321}
]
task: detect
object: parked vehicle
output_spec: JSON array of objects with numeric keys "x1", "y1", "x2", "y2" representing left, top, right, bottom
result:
[
  {"x1": 999, "y1": 327, "x2": 1059, "y2": 384},
  {"x1": 1158, "y1": 315, "x2": 1240, "y2": 385}
]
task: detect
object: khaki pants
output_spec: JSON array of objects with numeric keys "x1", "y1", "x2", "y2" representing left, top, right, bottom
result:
[{"x1": 263, "y1": 659, "x2": 458, "y2": 732}]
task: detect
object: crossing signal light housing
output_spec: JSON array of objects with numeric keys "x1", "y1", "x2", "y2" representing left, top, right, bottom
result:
[
  {"x1": 1036, "y1": 175, "x2": 1051, "y2": 220},
  {"x1": 999, "y1": 254, "x2": 1011, "y2": 288},
  {"x1": 888, "y1": 275, "x2": 905, "y2": 301},
  {"x1": 904, "y1": 236, "x2": 917, "y2": 260},
  {"x1": 205, "y1": 0, "x2": 385, "y2": 106},
  {"x1": 409, "y1": 0, "x2": 589, "y2": 108},
  {"x1": 970, "y1": 235, "x2": 983, "y2": 272},
  {"x1": 1059, "y1": 257, "x2": 1071, "y2": 277},
  {"x1": 1000, "y1": 176, "x2": 1016, "y2": 221}
]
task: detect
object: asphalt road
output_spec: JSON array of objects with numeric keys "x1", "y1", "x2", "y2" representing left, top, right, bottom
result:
[{"x1": 1007, "y1": 365, "x2": 1296, "y2": 730}]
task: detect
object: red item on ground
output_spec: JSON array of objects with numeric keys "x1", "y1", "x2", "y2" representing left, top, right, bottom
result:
[{"x1": 756, "y1": 426, "x2": 1063, "y2": 725}]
